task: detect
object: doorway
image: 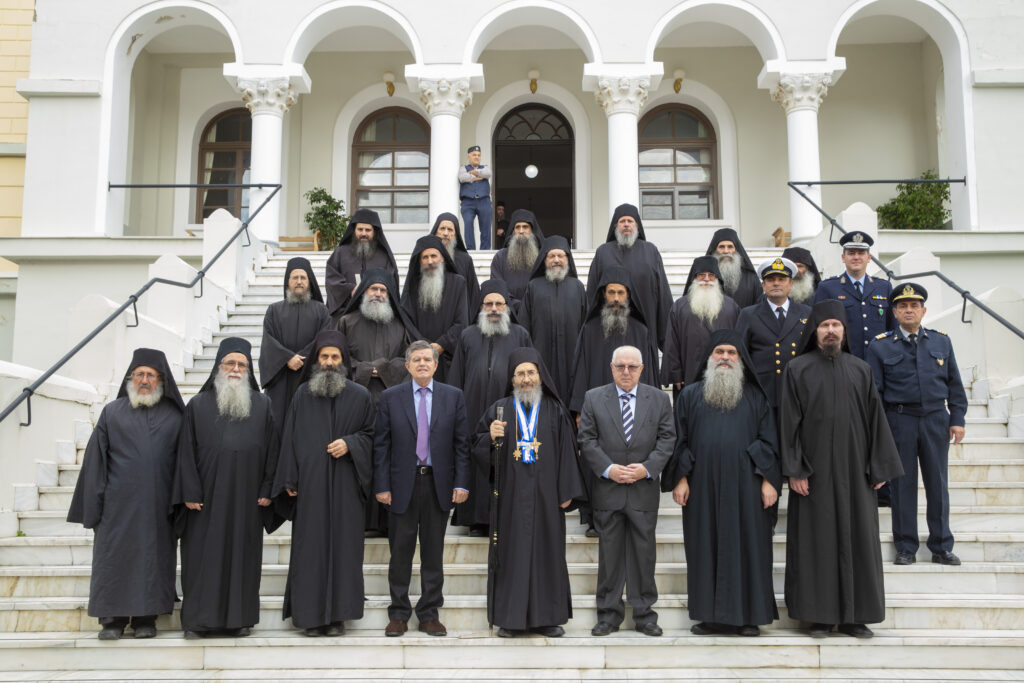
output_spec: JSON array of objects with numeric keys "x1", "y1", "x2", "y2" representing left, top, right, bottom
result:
[{"x1": 493, "y1": 104, "x2": 575, "y2": 246}]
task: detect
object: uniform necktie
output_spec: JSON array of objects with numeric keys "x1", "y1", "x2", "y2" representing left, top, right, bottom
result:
[
  {"x1": 416, "y1": 386, "x2": 430, "y2": 465},
  {"x1": 909, "y1": 332, "x2": 918, "y2": 346},
  {"x1": 620, "y1": 393, "x2": 634, "y2": 442},
  {"x1": 854, "y1": 280, "x2": 863, "y2": 297},
  {"x1": 776, "y1": 306, "x2": 786, "y2": 324}
]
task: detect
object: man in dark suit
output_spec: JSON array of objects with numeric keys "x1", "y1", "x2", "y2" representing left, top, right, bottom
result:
[
  {"x1": 578, "y1": 345, "x2": 675, "y2": 637},
  {"x1": 373, "y1": 340, "x2": 471, "y2": 638},
  {"x1": 736, "y1": 257, "x2": 812, "y2": 408}
]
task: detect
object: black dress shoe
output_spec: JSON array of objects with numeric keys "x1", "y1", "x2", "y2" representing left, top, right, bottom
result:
[
  {"x1": 932, "y1": 551, "x2": 961, "y2": 566},
  {"x1": 838, "y1": 623, "x2": 874, "y2": 638},
  {"x1": 635, "y1": 622, "x2": 663, "y2": 637},
  {"x1": 304, "y1": 627, "x2": 325, "y2": 637},
  {"x1": 690, "y1": 622, "x2": 717, "y2": 635},
  {"x1": 531, "y1": 625, "x2": 564, "y2": 637},
  {"x1": 183, "y1": 630, "x2": 204, "y2": 640},
  {"x1": 877, "y1": 495, "x2": 891, "y2": 507},
  {"x1": 590, "y1": 621, "x2": 619, "y2": 636},
  {"x1": 469, "y1": 525, "x2": 489, "y2": 538},
  {"x1": 894, "y1": 551, "x2": 916, "y2": 565},
  {"x1": 497, "y1": 627, "x2": 523, "y2": 638},
  {"x1": 584, "y1": 526, "x2": 599, "y2": 538},
  {"x1": 737, "y1": 624, "x2": 760, "y2": 637},
  {"x1": 808, "y1": 623, "x2": 832, "y2": 638},
  {"x1": 132, "y1": 624, "x2": 157, "y2": 639},
  {"x1": 97, "y1": 625, "x2": 124, "y2": 641},
  {"x1": 229, "y1": 627, "x2": 251, "y2": 637},
  {"x1": 325, "y1": 622, "x2": 345, "y2": 637}
]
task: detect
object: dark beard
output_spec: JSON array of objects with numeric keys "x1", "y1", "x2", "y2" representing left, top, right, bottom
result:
[
  {"x1": 507, "y1": 234, "x2": 539, "y2": 271},
  {"x1": 354, "y1": 240, "x2": 376, "y2": 260},
  {"x1": 601, "y1": 302, "x2": 629, "y2": 338},
  {"x1": 309, "y1": 364, "x2": 346, "y2": 398},
  {"x1": 286, "y1": 288, "x2": 311, "y2": 304},
  {"x1": 821, "y1": 342, "x2": 842, "y2": 359}
]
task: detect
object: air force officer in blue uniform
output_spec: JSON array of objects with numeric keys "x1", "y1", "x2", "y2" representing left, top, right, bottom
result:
[
  {"x1": 865, "y1": 284, "x2": 967, "y2": 567},
  {"x1": 814, "y1": 231, "x2": 893, "y2": 358}
]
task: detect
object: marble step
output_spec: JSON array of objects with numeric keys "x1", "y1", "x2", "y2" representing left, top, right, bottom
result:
[
  {"x1": 3, "y1": 561, "x2": 1021, "y2": 599},
  {"x1": 1, "y1": 592, "x2": 1022, "y2": 633},
  {"x1": 0, "y1": 630, "x2": 1019, "y2": 675}
]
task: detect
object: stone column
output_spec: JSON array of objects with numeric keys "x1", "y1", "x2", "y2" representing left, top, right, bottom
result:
[
  {"x1": 237, "y1": 77, "x2": 297, "y2": 244},
  {"x1": 594, "y1": 76, "x2": 650, "y2": 213},
  {"x1": 418, "y1": 77, "x2": 473, "y2": 220},
  {"x1": 772, "y1": 72, "x2": 832, "y2": 242}
]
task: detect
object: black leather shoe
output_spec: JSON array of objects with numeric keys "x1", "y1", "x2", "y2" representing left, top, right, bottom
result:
[
  {"x1": 497, "y1": 627, "x2": 523, "y2": 638},
  {"x1": 690, "y1": 621, "x2": 716, "y2": 635},
  {"x1": 584, "y1": 526, "x2": 599, "y2": 538},
  {"x1": 737, "y1": 624, "x2": 760, "y2": 637},
  {"x1": 808, "y1": 623, "x2": 832, "y2": 638},
  {"x1": 894, "y1": 551, "x2": 916, "y2": 565},
  {"x1": 98, "y1": 625, "x2": 123, "y2": 641},
  {"x1": 325, "y1": 622, "x2": 345, "y2": 637},
  {"x1": 838, "y1": 623, "x2": 874, "y2": 638},
  {"x1": 531, "y1": 625, "x2": 564, "y2": 637},
  {"x1": 183, "y1": 630, "x2": 203, "y2": 639},
  {"x1": 469, "y1": 525, "x2": 489, "y2": 538},
  {"x1": 132, "y1": 624, "x2": 157, "y2": 639},
  {"x1": 590, "y1": 621, "x2": 619, "y2": 636},
  {"x1": 304, "y1": 627, "x2": 325, "y2": 637},
  {"x1": 932, "y1": 551, "x2": 961, "y2": 566},
  {"x1": 635, "y1": 622, "x2": 663, "y2": 637}
]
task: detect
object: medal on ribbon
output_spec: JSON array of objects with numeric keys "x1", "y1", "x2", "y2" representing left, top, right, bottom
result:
[{"x1": 514, "y1": 397, "x2": 541, "y2": 464}]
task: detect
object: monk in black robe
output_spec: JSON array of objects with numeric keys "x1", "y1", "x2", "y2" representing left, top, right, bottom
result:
[
  {"x1": 779, "y1": 300, "x2": 903, "y2": 638},
  {"x1": 665, "y1": 330, "x2": 780, "y2": 636},
  {"x1": 586, "y1": 204, "x2": 672, "y2": 350},
  {"x1": 489, "y1": 209, "x2": 544, "y2": 314},
  {"x1": 431, "y1": 212, "x2": 480, "y2": 318},
  {"x1": 273, "y1": 330, "x2": 376, "y2": 636},
  {"x1": 68, "y1": 348, "x2": 184, "y2": 640},
  {"x1": 660, "y1": 256, "x2": 741, "y2": 392},
  {"x1": 519, "y1": 236, "x2": 587, "y2": 402},
  {"x1": 325, "y1": 208, "x2": 399, "y2": 319},
  {"x1": 259, "y1": 257, "x2": 331, "y2": 428},
  {"x1": 474, "y1": 348, "x2": 585, "y2": 637},
  {"x1": 782, "y1": 246, "x2": 821, "y2": 305},
  {"x1": 175, "y1": 337, "x2": 281, "y2": 638},
  {"x1": 450, "y1": 279, "x2": 533, "y2": 533},
  {"x1": 400, "y1": 235, "x2": 468, "y2": 383},
  {"x1": 705, "y1": 228, "x2": 762, "y2": 308}
]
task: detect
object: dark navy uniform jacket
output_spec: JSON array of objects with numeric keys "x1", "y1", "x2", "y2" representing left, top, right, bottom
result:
[
  {"x1": 736, "y1": 299, "x2": 811, "y2": 407},
  {"x1": 815, "y1": 273, "x2": 893, "y2": 357},
  {"x1": 865, "y1": 328, "x2": 968, "y2": 427}
]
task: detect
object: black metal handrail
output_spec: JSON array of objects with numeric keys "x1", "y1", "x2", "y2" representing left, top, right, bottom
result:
[
  {"x1": 788, "y1": 178, "x2": 1024, "y2": 342},
  {"x1": 0, "y1": 182, "x2": 282, "y2": 427}
]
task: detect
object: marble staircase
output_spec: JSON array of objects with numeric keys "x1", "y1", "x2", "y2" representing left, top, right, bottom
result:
[{"x1": 1, "y1": 249, "x2": 1022, "y2": 679}]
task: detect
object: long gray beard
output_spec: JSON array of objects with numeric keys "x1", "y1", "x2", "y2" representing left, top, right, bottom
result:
[
  {"x1": 355, "y1": 240, "x2": 376, "y2": 260},
  {"x1": 125, "y1": 380, "x2": 164, "y2": 409},
  {"x1": 702, "y1": 357, "x2": 745, "y2": 412},
  {"x1": 360, "y1": 296, "x2": 394, "y2": 325},
  {"x1": 513, "y1": 386, "x2": 542, "y2": 407},
  {"x1": 214, "y1": 372, "x2": 251, "y2": 421},
  {"x1": 790, "y1": 273, "x2": 815, "y2": 304},
  {"x1": 285, "y1": 288, "x2": 311, "y2": 304},
  {"x1": 507, "y1": 234, "x2": 539, "y2": 271},
  {"x1": 478, "y1": 309, "x2": 511, "y2": 337},
  {"x1": 442, "y1": 239, "x2": 457, "y2": 259},
  {"x1": 821, "y1": 342, "x2": 842, "y2": 360},
  {"x1": 688, "y1": 283, "x2": 724, "y2": 324},
  {"x1": 309, "y1": 364, "x2": 346, "y2": 398},
  {"x1": 615, "y1": 229, "x2": 638, "y2": 249},
  {"x1": 418, "y1": 266, "x2": 445, "y2": 312},
  {"x1": 545, "y1": 264, "x2": 568, "y2": 283},
  {"x1": 601, "y1": 302, "x2": 630, "y2": 338},
  {"x1": 716, "y1": 253, "x2": 742, "y2": 294}
]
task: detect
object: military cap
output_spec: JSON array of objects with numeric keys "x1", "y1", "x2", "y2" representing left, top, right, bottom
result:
[
  {"x1": 890, "y1": 282, "x2": 928, "y2": 305},
  {"x1": 466, "y1": 145, "x2": 481, "y2": 154},
  {"x1": 839, "y1": 231, "x2": 873, "y2": 250},
  {"x1": 757, "y1": 256, "x2": 797, "y2": 280}
]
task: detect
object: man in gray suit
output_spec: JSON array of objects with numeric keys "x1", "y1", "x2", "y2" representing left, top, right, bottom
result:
[{"x1": 578, "y1": 345, "x2": 675, "y2": 637}]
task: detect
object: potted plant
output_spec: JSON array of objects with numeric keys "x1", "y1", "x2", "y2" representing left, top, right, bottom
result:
[
  {"x1": 876, "y1": 170, "x2": 951, "y2": 230},
  {"x1": 303, "y1": 187, "x2": 349, "y2": 251}
]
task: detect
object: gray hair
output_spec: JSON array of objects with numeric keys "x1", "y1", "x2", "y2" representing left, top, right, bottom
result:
[
  {"x1": 405, "y1": 339, "x2": 438, "y2": 363},
  {"x1": 611, "y1": 345, "x2": 643, "y2": 365}
]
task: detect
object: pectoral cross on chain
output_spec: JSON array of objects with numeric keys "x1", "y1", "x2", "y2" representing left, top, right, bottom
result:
[{"x1": 530, "y1": 439, "x2": 542, "y2": 457}]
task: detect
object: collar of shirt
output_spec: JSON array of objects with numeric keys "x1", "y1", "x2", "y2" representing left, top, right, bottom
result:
[
  {"x1": 413, "y1": 379, "x2": 434, "y2": 396},
  {"x1": 615, "y1": 385, "x2": 638, "y2": 414},
  {"x1": 847, "y1": 273, "x2": 866, "y2": 290},
  {"x1": 897, "y1": 326, "x2": 926, "y2": 342},
  {"x1": 770, "y1": 299, "x2": 791, "y2": 315}
]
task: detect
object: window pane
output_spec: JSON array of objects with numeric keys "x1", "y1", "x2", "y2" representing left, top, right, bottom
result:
[
  {"x1": 675, "y1": 149, "x2": 712, "y2": 165},
  {"x1": 202, "y1": 189, "x2": 230, "y2": 206},
  {"x1": 395, "y1": 151, "x2": 428, "y2": 168},
  {"x1": 642, "y1": 192, "x2": 672, "y2": 206},
  {"x1": 373, "y1": 208, "x2": 393, "y2": 222},
  {"x1": 395, "y1": 207, "x2": 429, "y2": 223},
  {"x1": 638, "y1": 148, "x2": 673, "y2": 165},
  {"x1": 210, "y1": 114, "x2": 242, "y2": 142},
  {"x1": 395, "y1": 169, "x2": 428, "y2": 186},
  {"x1": 395, "y1": 115, "x2": 427, "y2": 141},
  {"x1": 640, "y1": 111, "x2": 672, "y2": 138},
  {"x1": 641, "y1": 190, "x2": 674, "y2": 220},
  {"x1": 678, "y1": 191, "x2": 711, "y2": 219},
  {"x1": 359, "y1": 169, "x2": 392, "y2": 186},
  {"x1": 357, "y1": 191, "x2": 392, "y2": 207},
  {"x1": 206, "y1": 169, "x2": 236, "y2": 185},
  {"x1": 639, "y1": 166, "x2": 674, "y2": 184},
  {"x1": 360, "y1": 115, "x2": 394, "y2": 142},
  {"x1": 242, "y1": 150, "x2": 251, "y2": 168},
  {"x1": 672, "y1": 111, "x2": 701, "y2": 138},
  {"x1": 206, "y1": 151, "x2": 237, "y2": 169},
  {"x1": 394, "y1": 191, "x2": 428, "y2": 207},
  {"x1": 676, "y1": 167, "x2": 711, "y2": 183},
  {"x1": 358, "y1": 151, "x2": 393, "y2": 169}
]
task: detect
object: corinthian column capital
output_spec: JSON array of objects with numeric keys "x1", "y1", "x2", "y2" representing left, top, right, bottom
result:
[
  {"x1": 771, "y1": 73, "x2": 832, "y2": 113},
  {"x1": 594, "y1": 76, "x2": 650, "y2": 116},
  {"x1": 418, "y1": 78, "x2": 473, "y2": 117},
  {"x1": 237, "y1": 77, "x2": 297, "y2": 116}
]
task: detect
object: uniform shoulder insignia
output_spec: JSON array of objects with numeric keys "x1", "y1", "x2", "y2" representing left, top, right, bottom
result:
[
  {"x1": 930, "y1": 328, "x2": 948, "y2": 336},
  {"x1": 874, "y1": 332, "x2": 890, "y2": 340}
]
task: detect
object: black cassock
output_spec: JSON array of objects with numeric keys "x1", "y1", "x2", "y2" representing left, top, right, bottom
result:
[
  {"x1": 473, "y1": 397, "x2": 584, "y2": 629},
  {"x1": 488, "y1": 251, "x2": 533, "y2": 315},
  {"x1": 451, "y1": 248, "x2": 482, "y2": 318},
  {"x1": 337, "y1": 312, "x2": 410, "y2": 404},
  {"x1": 325, "y1": 246, "x2": 398, "y2": 318},
  {"x1": 400, "y1": 272, "x2": 468, "y2": 383},
  {"x1": 780, "y1": 351, "x2": 903, "y2": 625},
  {"x1": 568, "y1": 318, "x2": 657, "y2": 413},
  {"x1": 272, "y1": 383, "x2": 376, "y2": 629},
  {"x1": 450, "y1": 325, "x2": 533, "y2": 526},
  {"x1": 587, "y1": 241, "x2": 672, "y2": 351},
  {"x1": 727, "y1": 270, "x2": 764, "y2": 309},
  {"x1": 519, "y1": 277, "x2": 587, "y2": 402},
  {"x1": 670, "y1": 383, "x2": 780, "y2": 627},
  {"x1": 660, "y1": 297, "x2": 741, "y2": 387},
  {"x1": 260, "y1": 299, "x2": 331, "y2": 427},
  {"x1": 175, "y1": 390, "x2": 281, "y2": 631},
  {"x1": 68, "y1": 398, "x2": 180, "y2": 619}
]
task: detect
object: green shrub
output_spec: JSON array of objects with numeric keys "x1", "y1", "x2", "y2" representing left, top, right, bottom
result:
[
  {"x1": 303, "y1": 187, "x2": 349, "y2": 251},
  {"x1": 876, "y1": 170, "x2": 951, "y2": 230}
]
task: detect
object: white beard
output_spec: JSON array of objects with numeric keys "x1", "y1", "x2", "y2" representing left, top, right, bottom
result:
[
  {"x1": 418, "y1": 265, "x2": 445, "y2": 312},
  {"x1": 702, "y1": 357, "x2": 745, "y2": 412},
  {"x1": 507, "y1": 234, "x2": 539, "y2": 271},
  {"x1": 545, "y1": 264, "x2": 568, "y2": 283},
  {"x1": 214, "y1": 371, "x2": 251, "y2": 420},
  {"x1": 125, "y1": 380, "x2": 164, "y2": 409},
  {"x1": 687, "y1": 282, "x2": 724, "y2": 324},
  {"x1": 601, "y1": 302, "x2": 630, "y2": 338},
  {"x1": 790, "y1": 273, "x2": 815, "y2": 304},
  {"x1": 477, "y1": 309, "x2": 511, "y2": 337},
  {"x1": 513, "y1": 385, "x2": 542, "y2": 407},
  {"x1": 441, "y1": 238, "x2": 457, "y2": 259},
  {"x1": 615, "y1": 229, "x2": 638, "y2": 249},
  {"x1": 716, "y1": 253, "x2": 742, "y2": 294},
  {"x1": 360, "y1": 295, "x2": 395, "y2": 325},
  {"x1": 309, "y1": 364, "x2": 346, "y2": 398},
  {"x1": 354, "y1": 240, "x2": 376, "y2": 260},
  {"x1": 286, "y1": 288, "x2": 311, "y2": 304}
]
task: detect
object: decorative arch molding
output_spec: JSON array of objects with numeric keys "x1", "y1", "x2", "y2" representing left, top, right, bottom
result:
[
  {"x1": 474, "y1": 81, "x2": 594, "y2": 249},
  {"x1": 645, "y1": 0, "x2": 786, "y2": 65},
  {"x1": 827, "y1": 0, "x2": 977, "y2": 229},
  {"x1": 643, "y1": 77, "x2": 740, "y2": 229},
  {"x1": 463, "y1": 0, "x2": 602, "y2": 64},
  {"x1": 284, "y1": 0, "x2": 423, "y2": 65}
]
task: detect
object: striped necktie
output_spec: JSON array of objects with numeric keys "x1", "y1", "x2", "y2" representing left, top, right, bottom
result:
[{"x1": 620, "y1": 393, "x2": 634, "y2": 442}]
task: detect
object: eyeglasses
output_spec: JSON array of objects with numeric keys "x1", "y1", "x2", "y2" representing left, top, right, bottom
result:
[
  {"x1": 482, "y1": 301, "x2": 507, "y2": 309},
  {"x1": 513, "y1": 369, "x2": 539, "y2": 380},
  {"x1": 131, "y1": 371, "x2": 160, "y2": 381},
  {"x1": 221, "y1": 360, "x2": 249, "y2": 371},
  {"x1": 611, "y1": 364, "x2": 642, "y2": 373}
]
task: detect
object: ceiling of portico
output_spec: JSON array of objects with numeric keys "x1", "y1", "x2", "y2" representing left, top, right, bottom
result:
[
  {"x1": 141, "y1": 25, "x2": 236, "y2": 54},
  {"x1": 837, "y1": 15, "x2": 929, "y2": 45}
]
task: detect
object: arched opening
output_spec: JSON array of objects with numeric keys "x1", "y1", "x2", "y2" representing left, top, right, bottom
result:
[
  {"x1": 638, "y1": 104, "x2": 719, "y2": 221},
  {"x1": 350, "y1": 108, "x2": 430, "y2": 224},
  {"x1": 195, "y1": 108, "x2": 252, "y2": 223}
]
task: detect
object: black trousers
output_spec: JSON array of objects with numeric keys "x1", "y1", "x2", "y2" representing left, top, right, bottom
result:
[
  {"x1": 387, "y1": 469, "x2": 450, "y2": 623},
  {"x1": 99, "y1": 615, "x2": 156, "y2": 628},
  {"x1": 593, "y1": 506, "x2": 659, "y2": 627}
]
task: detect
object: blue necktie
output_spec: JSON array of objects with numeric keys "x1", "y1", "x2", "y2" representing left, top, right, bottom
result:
[
  {"x1": 621, "y1": 393, "x2": 634, "y2": 442},
  {"x1": 416, "y1": 387, "x2": 429, "y2": 465}
]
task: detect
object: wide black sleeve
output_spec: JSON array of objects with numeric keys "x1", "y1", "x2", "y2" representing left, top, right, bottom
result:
[
  {"x1": 662, "y1": 390, "x2": 694, "y2": 492},
  {"x1": 66, "y1": 406, "x2": 110, "y2": 528},
  {"x1": 341, "y1": 390, "x2": 377, "y2": 497},
  {"x1": 863, "y1": 367, "x2": 904, "y2": 485},
  {"x1": 747, "y1": 392, "x2": 782, "y2": 492},
  {"x1": 436, "y1": 280, "x2": 469, "y2": 353},
  {"x1": 259, "y1": 398, "x2": 281, "y2": 500},
  {"x1": 325, "y1": 248, "x2": 355, "y2": 316},
  {"x1": 173, "y1": 402, "x2": 205, "y2": 505},
  {"x1": 779, "y1": 364, "x2": 812, "y2": 479},
  {"x1": 372, "y1": 392, "x2": 394, "y2": 496},
  {"x1": 258, "y1": 306, "x2": 295, "y2": 390}
]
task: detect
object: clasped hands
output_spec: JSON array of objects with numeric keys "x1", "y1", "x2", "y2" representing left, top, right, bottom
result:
[
  {"x1": 608, "y1": 463, "x2": 647, "y2": 484},
  {"x1": 185, "y1": 498, "x2": 270, "y2": 509}
]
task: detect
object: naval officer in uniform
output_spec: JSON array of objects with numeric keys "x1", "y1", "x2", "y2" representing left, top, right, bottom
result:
[
  {"x1": 865, "y1": 283, "x2": 967, "y2": 566},
  {"x1": 814, "y1": 231, "x2": 894, "y2": 359}
]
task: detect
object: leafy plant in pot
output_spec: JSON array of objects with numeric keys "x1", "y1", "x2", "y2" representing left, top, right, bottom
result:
[
  {"x1": 303, "y1": 187, "x2": 349, "y2": 251},
  {"x1": 876, "y1": 170, "x2": 951, "y2": 231}
]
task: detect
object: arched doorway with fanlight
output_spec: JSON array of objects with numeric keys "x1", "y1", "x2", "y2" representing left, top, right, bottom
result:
[{"x1": 492, "y1": 104, "x2": 575, "y2": 245}]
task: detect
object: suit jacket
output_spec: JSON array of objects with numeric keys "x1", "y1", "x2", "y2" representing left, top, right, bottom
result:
[
  {"x1": 578, "y1": 383, "x2": 675, "y2": 512},
  {"x1": 373, "y1": 380, "x2": 471, "y2": 515},
  {"x1": 736, "y1": 299, "x2": 811, "y2": 407},
  {"x1": 815, "y1": 273, "x2": 893, "y2": 357}
]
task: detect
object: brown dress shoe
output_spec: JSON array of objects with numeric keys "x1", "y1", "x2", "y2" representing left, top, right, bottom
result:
[
  {"x1": 418, "y1": 619, "x2": 447, "y2": 636},
  {"x1": 384, "y1": 619, "x2": 407, "y2": 637}
]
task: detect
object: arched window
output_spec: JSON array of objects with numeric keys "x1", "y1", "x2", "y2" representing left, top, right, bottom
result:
[
  {"x1": 351, "y1": 108, "x2": 430, "y2": 223},
  {"x1": 196, "y1": 108, "x2": 251, "y2": 223},
  {"x1": 638, "y1": 105, "x2": 718, "y2": 220}
]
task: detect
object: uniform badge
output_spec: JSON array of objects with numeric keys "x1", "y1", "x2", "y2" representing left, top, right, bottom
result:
[
  {"x1": 902, "y1": 284, "x2": 916, "y2": 298},
  {"x1": 837, "y1": 295, "x2": 846, "y2": 300},
  {"x1": 852, "y1": 233, "x2": 864, "y2": 243},
  {"x1": 937, "y1": 358, "x2": 945, "y2": 366}
]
